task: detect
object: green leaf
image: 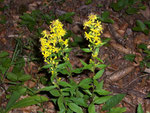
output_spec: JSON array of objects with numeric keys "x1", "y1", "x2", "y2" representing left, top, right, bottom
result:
[
  {"x1": 126, "y1": 7, "x2": 138, "y2": 14},
  {"x1": 85, "y1": 0, "x2": 92, "y2": 5},
  {"x1": 132, "y1": 27, "x2": 141, "y2": 32},
  {"x1": 138, "y1": 3, "x2": 146, "y2": 10},
  {"x1": 0, "y1": 65, "x2": 7, "y2": 74},
  {"x1": 49, "y1": 89, "x2": 60, "y2": 97},
  {"x1": 88, "y1": 103, "x2": 96, "y2": 113},
  {"x1": 37, "y1": 111, "x2": 44, "y2": 113},
  {"x1": 143, "y1": 29, "x2": 149, "y2": 35},
  {"x1": 137, "y1": 104, "x2": 144, "y2": 113},
  {"x1": 102, "y1": 94, "x2": 125, "y2": 110},
  {"x1": 0, "y1": 15, "x2": 7, "y2": 24},
  {"x1": 0, "y1": 0, "x2": 4, "y2": 2},
  {"x1": 64, "y1": 48, "x2": 72, "y2": 53},
  {"x1": 20, "y1": 13, "x2": 35, "y2": 22},
  {"x1": 102, "y1": 38, "x2": 111, "y2": 44},
  {"x1": 83, "y1": 64, "x2": 93, "y2": 71},
  {"x1": 1, "y1": 57, "x2": 11, "y2": 68},
  {"x1": 83, "y1": 89, "x2": 92, "y2": 96},
  {"x1": 71, "y1": 97, "x2": 88, "y2": 107},
  {"x1": 37, "y1": 86, "x2": 56, "y2": 92},
  {"x1": 58, "y1": 96, "x2": 65, "y2": 112},
  {"x1": 97, "y1": 4, "x2": 103, "y2": 8},
  {"x1": 102, "y1": 11, "x2": 109, "y2": 19},
  {"x1": 138, "y1": 43, "x2": 147, "y2": 50},
  {"x1": 94, "y1": 89, "x2": 111, "y2": 95},
  {"x1": 147, "y1": 93, "x2": 150, "y2": 98},
  {"x1": 18, "y1": 74, "x2": 31, "y2": 82},
  {"x1": 93, "y1": 69, "x2": 104, "y2": 80},
  {"x1": 124, "y1": 54, "x2": 136, "y2": 62},
  {"x1": 6, "y1": 87, "x2": 26, "y2": 112},
  {"x1": 58, "y1": 81, "x2": 71, "y2": 87},
  {"x1": 98, "y1": 11, "x2": 114, "y2": 24},
  {"x1": 62, "y1": 92, "x2": 70, "y2": 97},
  {"x1": 94, "y1": 96, "x2": 112, "y2": 104},
  {"x1": 96, "y1": 64, "x2": 107, "y2": 69},
  {"x1": 95, "y1": 57, "x2": 104, "y2": 63},
  {"x1": 144, "y1": 21, "x2": 150, "y2": 29},
  {"x1": 72, "y1": 35, "x2": 84, "y2": 47},
  {"x1": 42, "y1": 11, "x2": 55, "y2": 25},
  {"x1": 58, "y1": 68, "x2": 70, "y2": 75},
  {"x1": 94, "y1": 80, "x2": 103, "y2": 90},
  {"x1": 57, "y1": 63, "x2": 67, "y2": 69},
  {"x1": 95, "y1": 47, "x2": 99, "y2": 55},
  {"x1": 68, "y1": 103, "x2": 83, "y2": 113},
  {"x1": 80, "y1": 59, "x2": 88, "y2": 67},
  {"x1": 136, "y1": 20, "x2": 146, "y2": 31},
  {"x1": 111, "y1": 0, "x2": 127, "y2": 11},
  {"x1": 107, "y1": 107, "x2": 126, "y2": 113},
  {"x1": 58, "y1": 12, "x2": 75, "y2": 23},
  {"x1": 81, "y1": 48, "x2": 91, "y2": 53},
  {"x1": 41, "y1": 64, "x2": 52, "y2": 69},
  {"x1": 146, "y1": 62, "x2": 150, "y2": 68},
  {"x1": 12, "y1": 57, "x2": 25, "y2": 73},
  {"x1": 127, "y1": 0, "x2": 137, "y2": 5},
  {"x1": 20, "y1": 13, "x2": 36, "y2": 32},
  {"x1": 72, "y1": 68, "x2": 83, "y2": 74},
  {"x1": 12, "y1": 95, "x2": 48, "y2": 109},
  {"x1": 7, "y1": 72, "x2": 18, "y2": 82},
  {"x1": 31, "y1": 10, "x2": 42, "y2": 18},
  {"x1": 132, "y1": 20, "x2": 149, "y2": 35},
  {"x1": 79, "y1": 78, "x2": 92, "y2": 89},
  {"x1": 0, "y1": 51, "x2": 9, "y2": 57},
  {"x1": 67, "y1": 108, "x2": 73, "y2": 113}
]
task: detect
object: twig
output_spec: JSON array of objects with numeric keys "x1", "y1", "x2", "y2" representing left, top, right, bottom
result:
[{"x1": 123, "y1": 74, "x2": 149, "y2": 88}]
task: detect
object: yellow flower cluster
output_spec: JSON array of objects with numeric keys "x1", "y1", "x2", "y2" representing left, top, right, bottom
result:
[
  {"x1": 83, "y1": 14, "x2": 103, "y2": 46},
  {"x1": 40, "y1": 20, "x2": 68, "y2": 65}
]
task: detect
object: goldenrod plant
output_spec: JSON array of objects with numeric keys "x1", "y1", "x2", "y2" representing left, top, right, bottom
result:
[
  {"x1": 39, "y1": 15, "x2": 126, "y2": 113},
  {"x1": 40, "y1": 19, "x2": 70, "y2": 82}
]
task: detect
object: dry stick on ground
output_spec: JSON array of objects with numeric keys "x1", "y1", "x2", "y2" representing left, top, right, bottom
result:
[
  {"x1": 108, "y1": 24, "x2": 126, "y2": 46},
  {"x1": 110, "y1": 40, "x2": 135, "y2": 54},
  {"x1": 110, "y1": 85, "x2": 147, "y2": 98},
  {"x1": 108, "y1": 66, "x2": 135, "y2": 82},
  {"x1": 123, "y1": 74, "x2": 149, "y2": 88},
  {"x1": 108, "y1": 24, "x2": 136, "y2": 54}
]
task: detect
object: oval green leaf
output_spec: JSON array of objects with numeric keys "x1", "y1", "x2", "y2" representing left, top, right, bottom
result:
[
  {"x1": 68, "y1": 102, "x2": 83, "y2": 113},
  {"x1": 93, "y1": 69, "x2": 104, "y2": 80}
]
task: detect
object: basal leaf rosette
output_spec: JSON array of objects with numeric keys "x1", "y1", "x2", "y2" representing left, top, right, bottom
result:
[{"x1": 40, "y1": 20, "x2": 69, "y2": 68}]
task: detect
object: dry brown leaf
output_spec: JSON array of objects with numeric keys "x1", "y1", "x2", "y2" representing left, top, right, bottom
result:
[
  {"x1": 103, "y1": 31, "x2": 111, "y2": 38},
  {"x1": 0, "y1": 37, "x2": 7, "y2": 45},
  {"x1": 72, "y1": 24, "x2": 82, "y2": 34},
  {"x1": 117, "y1": 29, "x2": 125, "y2": 36},
  {"x1": 110, "y1": 41, "x2": 135, "y2": 54},
  {"x1": 134, "y1": 33, "x2": 149, "y2": 45},
  {"x1": 120, "y1": 23, "x2": 128, "y2": 31},
  {"x1": 108, "y1": 24, "x2": 126, "y2": 45},
  {"x1": 145, "y1": 103, "x2": 150, "y2": 112},
  {"x1": 112, "y1": 21, "x2": 119, "y2": 30},
  {"x1": 134, "y1": 53, "x2": 143, "y2": 66},
  {"x1": 24, "y1": 80, "x2": 36, "y2": 88},
  {"x1": 140, "y1": 5, "x2": 150, "y2": 19},
  {"x1": 117, "y1": 23, "x2": 128, "y2": 36},
  {"x1": 109, "y1": 66, "x2": 135, "y2": 82}
]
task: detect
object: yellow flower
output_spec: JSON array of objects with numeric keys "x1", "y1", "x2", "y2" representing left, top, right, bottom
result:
[
  {"x1": 83, "y1": 14, "x2": 103, "y2": 47},
  {"x1": 89, "y1": 14, "x2": 97, "y2": 21},
  {"x1": 40, "y1": 19, "x2": 69, "y2": 68}
]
